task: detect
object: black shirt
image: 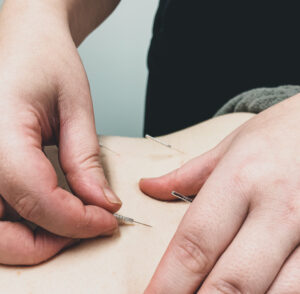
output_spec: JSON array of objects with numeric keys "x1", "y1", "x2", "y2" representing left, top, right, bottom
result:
[{"x1": 144, "y1": 1, "x2": 300, "y2": 136}]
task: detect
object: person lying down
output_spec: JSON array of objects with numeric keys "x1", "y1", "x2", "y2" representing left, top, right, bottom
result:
[{"x1": 0, "y1": 113, "x2": 253, "y2": 294}]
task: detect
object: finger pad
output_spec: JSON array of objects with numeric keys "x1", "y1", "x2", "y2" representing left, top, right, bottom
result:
[{"x1": 139, "y1": 178, "x2": 174, "y2": 200}]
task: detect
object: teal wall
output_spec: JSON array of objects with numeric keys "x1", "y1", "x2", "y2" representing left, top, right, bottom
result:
[
  {"x1": 79, "y1": 1, "x2": 158, "y2": 137},
  {"x1": 0, "y1": 0, "x2": 158, "y2": 137}
]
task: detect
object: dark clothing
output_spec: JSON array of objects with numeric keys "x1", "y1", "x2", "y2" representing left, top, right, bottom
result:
[{"x1": 144, "y1": 1, "x2": 300, "y2": 136}]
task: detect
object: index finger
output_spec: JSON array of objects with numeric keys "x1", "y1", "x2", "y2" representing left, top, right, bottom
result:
[
  {"x1": 145, "y1": 171, "x2": 248, "y2": 293},
  {"x1": 0, "y1": 142, "x2": 117, "y2": 238}
]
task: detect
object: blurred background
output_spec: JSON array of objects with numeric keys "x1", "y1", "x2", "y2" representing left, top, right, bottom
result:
[{"x1": 0, "y1": 0, "x2": 158, "y2": 137}]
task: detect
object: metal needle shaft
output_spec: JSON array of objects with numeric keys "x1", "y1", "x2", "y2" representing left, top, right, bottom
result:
[
  {"x1": 145, "y1": 134, "x2": 172, "y2": 148},
  {"x1": 132, "y1": 220, "x2": 152, "y2": 227},
  {"x1": 172, "y1": 191, "x2": 193, "y2": 203},
  {"x1": 114, "y1": 213, "x2": 152, "y2": 227},
  {"x1": 145, "y1": 134, "x2": 184, "y2": 154},
  {"x1": 99, "y1": 144, "x2": 120, "y2": 156}
]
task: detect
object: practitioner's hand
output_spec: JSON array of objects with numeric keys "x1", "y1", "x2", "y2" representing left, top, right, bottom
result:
[
  {"x1": 140, "y1": 94, "x2": 300, "y2": 293},
  {"x1": 0, "y1": 1, "x2": 121, "y2": 265}
]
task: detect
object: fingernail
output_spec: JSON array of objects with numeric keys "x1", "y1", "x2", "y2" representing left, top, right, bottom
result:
[
  {"x1": 141, "y1": 177, "x2": 156, "y2": 181},
  {"x1": 103, "y1": 188, "x2": 122, "y2": 205},
  {"x1": 140, "y1": 178, "x2": 149, "y2": 184}
]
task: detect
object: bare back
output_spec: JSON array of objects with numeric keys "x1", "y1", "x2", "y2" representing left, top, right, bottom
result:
[{"x1": 0, "y1": 113, "x2": 254, "y2": 294}]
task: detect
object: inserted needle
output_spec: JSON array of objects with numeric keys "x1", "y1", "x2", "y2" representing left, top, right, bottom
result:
[
  {"x1": 171, "y1": 191, "x2": 193, "y2": 203},
  {"x1": 132, "y1": 219, "x2": 152, "y2": 227},
  {"x1": 99, "y1": 144, "x2": 120, "y2": 156},
  {"x1": 145, "y1": 134, "x2": 172, "y2": 148},
  {"x1": 145, "y1": 134, "x2": 184, "y2": 154},
  {"x1": 114, "y1": 213, "x2": 152, "y2": 227}
]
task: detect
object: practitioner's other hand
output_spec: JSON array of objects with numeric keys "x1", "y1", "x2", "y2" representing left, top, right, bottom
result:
[
  {"x1": 140, "y1": 94, "x2": 300, "y2": 293},
  {"x1": 0, "y1": 0, "x2": 121, "y2": 265}
]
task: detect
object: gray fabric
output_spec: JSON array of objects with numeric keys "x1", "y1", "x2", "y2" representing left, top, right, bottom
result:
[{"x1": 215, "y1": 85, "x2": 300, "y2": 116}]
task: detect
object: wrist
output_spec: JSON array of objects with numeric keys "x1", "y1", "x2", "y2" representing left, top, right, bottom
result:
[
  {"x1": 62, "y1": 0, "x2": 120, "y2": 46},
  {"x1": 0, "y1": 0, "x2": 120, "y2": 47},
  {"x1": 0, "y1": 0, "x2": 71, "y2": 40}
]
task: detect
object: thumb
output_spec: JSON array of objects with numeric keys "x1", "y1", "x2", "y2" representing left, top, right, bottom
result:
[
  {"x1": 58, "y1": 86, "x2": 122, "y2": 213},
  {"x1": 139, "y1": 149, "x2": 220, "y2": 201}
]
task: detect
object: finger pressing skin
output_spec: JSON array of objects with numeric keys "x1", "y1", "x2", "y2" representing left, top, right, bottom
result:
[
  {"x1": 139, "y1": 149, "x2": 219, "y2": 201},
  {"x1": 267, "y1": 246, "x2": 300, "y2": 293},
  {"x1": 145, "y1": 170, "x2": 249, "y2": 294},
  {"x1": 139, "y1": 123, "x2": 244, "y2": 201},
  {"x1": 0, "y1": 221, "x2": 74, "y2": 265},
  {"x1": 199, "y1": 208, "x2": 299, "y2": 294},
  {"x1": 58, "y1": 78, "x2": 122, "y2": 212},
  {"x1": 0, "y1": 143, "x2": 118, "y2": 238}
]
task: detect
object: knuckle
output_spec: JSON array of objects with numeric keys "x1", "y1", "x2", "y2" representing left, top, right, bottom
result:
[
  {"x1": 75, "y1": 146, "x2": 102, "y2": 171},
  {"x1": 230, "y1": 163, "x2": 253, "y2": 193},
  {"x1": 209, "y1": 279, "x2": 244, "y2": 294},
  {"x1": 174, "y1": 231, "x2": 211, "y2": 275},
  {"x1": 71, "y1": 206, "x2": 93, "y2": 237},
  {"x1": 13, "y1": 193, "x2": 41, "y2": 221},
  {"x1": 273, "y1": 200, "x2": 300, "y2": 234}
]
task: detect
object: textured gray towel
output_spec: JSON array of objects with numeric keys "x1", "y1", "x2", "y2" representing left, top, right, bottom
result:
[{"x1": 215, "y1": 85, "x2": 300, "y2": 116}]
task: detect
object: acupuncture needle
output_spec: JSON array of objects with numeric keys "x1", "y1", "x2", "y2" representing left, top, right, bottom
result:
[
  {"x1": 114, "y1": 213, "x2": 152, "y2": 228},
  {"x1": 145, "y1": 134, "x2": 184, "y2": 154},
  {"x1": 99, "y1": 144, "x2": 120, "y2": 156},
  {"x1": 171, "y1": 191, "x2": 193, "y2": 203}
]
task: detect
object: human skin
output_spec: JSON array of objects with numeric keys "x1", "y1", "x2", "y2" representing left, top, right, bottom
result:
[
  {"x1": 0, "y1": 0, "x2": 121, "y2": 265},
  {"x1": 1, "y1": 3, "x2": 300, "y2": 294},
  {"x1": 140, "y1": 94, "x2": 300, "y2": 293}
]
